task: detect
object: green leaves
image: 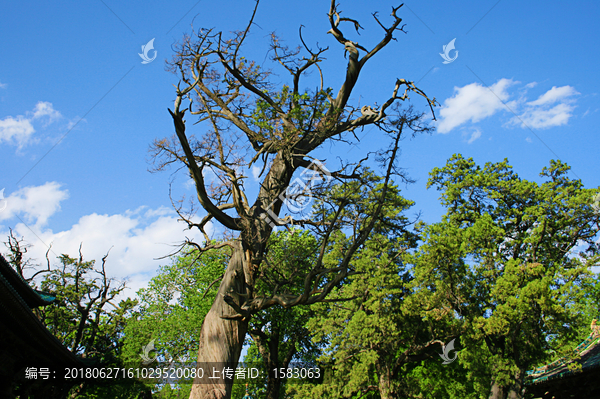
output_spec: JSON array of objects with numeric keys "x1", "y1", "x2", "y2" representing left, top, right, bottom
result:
[
  {"x1": 38, "y1": 253, "x2": 133, "y2": 361},
  {"x1": 411, "y1": 154, "x2": 600, "y2": 397},
  {"x1": 249, "y1": 85, "x2": 332, "y2": 141},
  {"x1": 122, "y1": 246, "x2": 229, "y2": 367},
  {"x1": 297, "y1": 186, "x2": 450, "y2": 398}
]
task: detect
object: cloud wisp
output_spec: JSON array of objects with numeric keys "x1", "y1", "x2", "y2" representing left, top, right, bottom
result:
[
  {"x1": 436, "y1": 79, "x2": 579, "y2": 134},
  {"x1": 512, "y1": 86, "x2": 579, "y2": 129},
  {"x1": 0, "y1": 102, "x2": 62, "y2": 148}
]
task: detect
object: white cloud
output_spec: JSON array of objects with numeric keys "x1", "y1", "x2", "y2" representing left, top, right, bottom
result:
[
  {"x1": 436, "y1": 78, "x2": 516, "y2": 133},
  {"x1": 0, "y1": 182, "x2": 68, "y2": 228},
  {"x1": 526, "y1": 86, "x2": 578, "y2": 106},
  {"x1": 0, "y1": 101, "x2": 62, "y2": 148},
  {"x1": 0, "y1": 116, "x2": 35, "y2": 147},
  {"x1": 516, "y1": 103, "x2": 575, "y2": 129},
  {"x1": 466, "y1": 128, "x2": 481, "y2": 144},
  {"x1": 437, "y1": 80, "x2": 579, "y2": 132},
  {"x1": 0, "y1": 183, "x2": 214, "y2": 298},
  {"x1": 0, "y1": 81, "x2": 6, "y2": 89},
  {"x1": 32, "y1": 101, "x2": 62, "y2": 121},
  {"x1": 512, "y1": 85, "x2": 579, "y2": 129}
]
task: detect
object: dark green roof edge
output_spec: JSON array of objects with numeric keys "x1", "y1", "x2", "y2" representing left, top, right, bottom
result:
[
  {"x1": 0, "y1": 264, "x2": 85, "y2": 367},
  {"x1": 35, "y1": 290, "x2": 57, "y2": 303},
  {"x1": 0, "y1": 253, "x2": 54, "y2": 308}
]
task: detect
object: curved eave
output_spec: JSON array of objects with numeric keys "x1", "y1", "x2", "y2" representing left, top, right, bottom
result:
[
  {"x1": 0, "y1": 271, "x2": 85, "y2": 368},
  {"x1": 0, "y1": 254, "x2": 54, "y2": 308}
]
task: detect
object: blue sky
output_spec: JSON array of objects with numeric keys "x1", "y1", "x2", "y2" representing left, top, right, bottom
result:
[{"x1": 1, "y1": 0, "x2": 599, "y2": 295}]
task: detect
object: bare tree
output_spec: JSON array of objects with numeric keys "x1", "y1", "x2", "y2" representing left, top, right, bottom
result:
[
  {"x1": 4, "y1": 228, "x2": 48, "y2": 281},
  {"x1": 151, "y1": 1, "x2": 437, "y2": 398}
]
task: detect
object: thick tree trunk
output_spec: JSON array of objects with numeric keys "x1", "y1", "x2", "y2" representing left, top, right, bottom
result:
[
  {"x1": 250, "y1": 325, "x2": 285, "y2": 399},
  {"x1": 189, "y1": 246, "x2": 248, "y2": 399},
  {"x1": 376, "y1": 361, "x2": 396, "y2": 399},
  {"x1": 488, "y1": 378, "x2": 505, "y2": 399},
  {"x1": 507, "y1": 368, "x2": 525, "y2": 399},
  {"x1": 265, "y1": 376, "x2": 282, "y2": 399},
  {"x1": 263, "y1": 333, "x2": 281, "y2": 399},
  {"x1": 488, "y1": 368, "x2": 525, "y2": 399}
]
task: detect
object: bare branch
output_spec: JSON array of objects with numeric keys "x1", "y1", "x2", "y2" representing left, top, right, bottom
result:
[{"x1": 169, "y1": 105, "x2": 241, "y2": 231}]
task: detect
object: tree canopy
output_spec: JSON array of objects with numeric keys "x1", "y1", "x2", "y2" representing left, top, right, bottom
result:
[
  {"x1": 5, "y1": 153, "x2": 598, "y2": 399},
  {"x1": 408, "y1": 155, "x2": 600, "y2": 399}
]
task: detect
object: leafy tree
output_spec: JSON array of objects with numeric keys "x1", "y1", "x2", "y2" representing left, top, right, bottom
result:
[
  {"x1": 408, "y1": 155, "x2": 600, "y2": 399},
  {"x1": 290, "y1": 179, "x2": 458, "y2": 399},
  {"x1": 122, "y1": 245, "x2": 228, "y2": 367},
  {"x1": 399, "y1": 358, "x2": 483, "y2": 399},
  {"x1": 151, "y1": 1, "x2": 437, "y2": 396},
  {"x1": 3, "y1": 234, "x2": 148, "y2": 398},
  {"x1": 38, "y1": 251, "x2": 145, "y2": 398},
  {"x1": 244, "y1": 229, "x2": 321, "y2": 399},
  {"x1": 244, "y1": 229, "x2": 328, "y2": 399},
  {"x1": 124, "y1": 230, "x2": 322, "y2": 399},
  {"x1": 38, "y1": 250, "x2": 134, "y2": 361}
]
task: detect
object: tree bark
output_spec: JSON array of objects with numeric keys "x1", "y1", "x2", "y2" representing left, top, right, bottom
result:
[
  {"x1": 265, "y1": 376, "x2": 282, "y2": 399},
  {"x1": 250, "y1": 322, "x2": 296, "y2": 399},
  {"x1": 265, "y1": 328, "x2": 280, "y2": 399},
  {"x1": 488, "y1": 367, "x2": 525, "y2": 399},
  {"x1": 507, "y1": 368, "x2": 525, "y2": 399},
  {"x1": 488, "y1": 377, "x2": 505, "y2": 399},
  {"x1": 376, "y1": 361, "x2": 396, "y2": 399},
  {"x1": 189, "y1": 245, "x2": 248, "y2": 399}
]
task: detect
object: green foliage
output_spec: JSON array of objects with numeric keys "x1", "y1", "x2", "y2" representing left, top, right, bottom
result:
[
  {"x1": 122, "y1": 245, "x2": 229, "y2": 366},
  {"x1": 400, "y1": 357, "x2": 483, "y2": 399},
  {"x1": 153, "y1": 383, "x2": 192, "y2": 399},
  {"x1": 67, "y1": 378, "x2": 152, "y2": 399},
  {"x1": 38, "y1": 253, "x2": 135, "y2": 363},
  {"x1": 255, "y1": 228, "x2": 319, "y2": 298},
  {"x1": 250, "y1": 85, "x2": 332, "y2": 141},
  {"x1": 313, "y1": 169, "x2": 418, "y2": 243},
  {"x1": 290, "y1": 156, "x2": 600, "y2": 399},
  {"x1": 291, "y1": 181, "x2": 452, "y2": 399},
  {"x1": 409, "y1": 154, "x2": 600, "y2": 396},
  {"x1": 244, "y1": 229, "x2": 322, "y2": 399}
]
